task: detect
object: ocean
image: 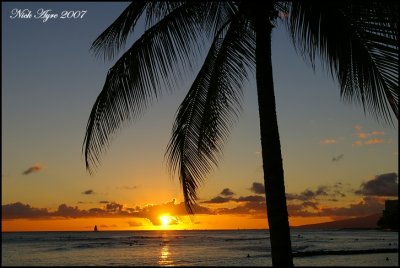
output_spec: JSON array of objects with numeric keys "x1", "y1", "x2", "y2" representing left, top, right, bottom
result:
[{"x1": 2, "y1": 229, "x2": 398, "y2": 266}]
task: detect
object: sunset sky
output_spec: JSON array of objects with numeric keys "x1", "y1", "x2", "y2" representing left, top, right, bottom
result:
[{"x1": 2, "y1": 2, "x2": 398, "y2": 232}]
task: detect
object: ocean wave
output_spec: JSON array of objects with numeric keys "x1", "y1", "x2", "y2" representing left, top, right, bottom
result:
[
  {"x1": 293, "y1": 248, "x2": 399, "y2": 257},
  {"x1": 224, "y1": 237, "x2": 268, "y2": 242}
]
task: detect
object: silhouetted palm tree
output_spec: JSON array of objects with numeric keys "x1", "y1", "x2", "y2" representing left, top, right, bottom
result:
[{"x1": 83, "y1": 2, "x2": 398, "y2": 266}]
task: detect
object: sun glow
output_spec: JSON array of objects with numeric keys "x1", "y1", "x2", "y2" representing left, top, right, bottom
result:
[{"x1": 159, "y1": 215, "x2": 171, "y2": 226}]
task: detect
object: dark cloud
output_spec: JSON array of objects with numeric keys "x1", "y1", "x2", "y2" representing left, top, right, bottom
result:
[
  {"x1": 332, "y1": 154, "x2": 344, "y2": 162},
  {"x1": 334, "y1": 182, "x2": 343, "y2": 188},
  {"x1": 319, "y1": 197, "x2": 384, "y2": 218},
  {"x1": 356, "y1": 173, "x2": 398, "y2": 197},
  {"x1": 302, "y1": 189, "x2": 316, "y2": 198},
  {"x1": 287, "y1": 203, "x2": 315, "y2": 217},
  {"x1": 220, "y1": 188, "x2": 235, "y2": 196},
  {"x1": 287, "y1": 197, "x2": 385, "y2": 218},
  {"x1": 286, "y1": 183, "x2": 348, "y2": 201},
  {"x1": 22, "y1": 163, "x2": 43, "y2": 175},
  {"x1": 82, "y1": 189, "x2": 95, "y2": 195},
  {"x1": 106, "y1": 202, "x2": 123, "y2": 212},
  {"x1": 99, "y1": 201, "x2": 109, "y2": 204},
  {"x1": 201, "y1": 196, "x2": 233, "y2": 204},
  {"x1": 202, "y1": 195, "x2": 265, "y2": 204},
  {"x1": 2, "y1": 202, "x2": 49, "y2": 219},
  {"x1": 316, "y1": 186, "x2": 328, "y2": 196},
  {"x1": 302, "y1": 201, "x2": 319, "y2": 210},
  {"x1": 2, "y1": 199, "x2": 213, "y2": 222},
  {"x1": 217, "y1": 200, "x2": 266, "y2": 215},
  {"x1": 250, "y1": 182, "x2": 265, "y2": 194},
  {"x1": 287, "y1": 201, "x2": 320, "y2": 217},
  {"x1": 333, "y1": 190, "x2": 346, "y2": 198},
  {"x1": 54, "y1": 204, "x2": 86, "y2": 218},
  {"x1": 237, "y1": 195, "x2": 265, "y2": 202}
]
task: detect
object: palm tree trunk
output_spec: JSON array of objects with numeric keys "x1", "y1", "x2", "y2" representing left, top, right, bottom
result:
[{"x1": 254, "y1": 13, "x2": 294, "y2": 267}]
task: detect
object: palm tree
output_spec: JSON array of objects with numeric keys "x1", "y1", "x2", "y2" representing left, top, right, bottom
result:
[{"x1": 83, "y1": 2, "x2": 398, "y2": 266}]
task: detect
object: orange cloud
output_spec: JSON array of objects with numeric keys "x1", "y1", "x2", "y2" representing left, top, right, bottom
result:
[
  {"x1": 353, "y1": 125, "x2": 385, "y2": 145},
  {"x1": 355, "y1": 131, "x2": 385, "y2": 139},
  {"x1": 352, "y1": 141, "x2": 363, "y2": 147},
  {"x1": 352, "y1": 138, "x2": 385, "y2": 147},
  {"x1": 321, "y1": 139, "x2": 337, "y2": 145},
  {"x1": 364, "y1": 138, "x2": 384, "y2": 145}
]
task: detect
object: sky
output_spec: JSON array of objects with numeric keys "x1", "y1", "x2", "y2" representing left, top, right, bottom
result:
[{"x1": 2, "y1": 2, "x2": 398, "y2": 232}]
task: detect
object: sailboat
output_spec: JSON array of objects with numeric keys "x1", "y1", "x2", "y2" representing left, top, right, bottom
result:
[{"x1": 94, "y1": 225, "x2": 98, "y2": 232}]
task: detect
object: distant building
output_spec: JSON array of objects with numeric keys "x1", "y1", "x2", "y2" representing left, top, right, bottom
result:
[{"x1": 377, "y1": 199, "x2": 398, "y2": 230}]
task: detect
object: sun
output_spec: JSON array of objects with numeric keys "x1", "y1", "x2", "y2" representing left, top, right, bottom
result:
[{"x1": 159, "y1": 215, "x2": 171, "y2": 226}]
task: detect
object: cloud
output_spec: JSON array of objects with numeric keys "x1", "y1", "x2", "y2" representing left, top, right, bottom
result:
[
  {"x1": 317, "y1": 197, "x2": 385, "y2": 218},
  {"x1": 352, "y1": 141, "x2": 363, "y2": 147},
  {"x1": 53, "y1": 204, "x2": 85, "y2": 218},
  {"x1": 2, "y1": 202, "x2": 49, "y2": 219},
  {"x1": 217, "y1": 200, "x2": 266, "y2": 215},
  {"x1": 353, "y1": 126, "x2": 386, "y2": 146},
  {"x1": 321, "y1": 139, "x2": 337, "y2": 145},
  {"x1": 201, "y1": 196, "x2": 233, "y2": 204},
  {"x1": 355, "y1": 173, "x2": 398, "y2": 197},
  {"x1": 250, "y1": 182, "x2": 265, "y2": 194},
  {"x1": 286, "y1": 184, "x2": 345, "y2": 201},
  {"x1": 220, "y1": 188, "x2": 235, "y2": 196},
  {"x1": 82, "y1": 189, "x2": 95, "y2": 195},
  {"x1": 202, "y1": 195, "x2": 265, "y2": 204},
  {"x1": 99, "y1": 201, "x2": 109, "y2": 204},
  {"x1": 364, "y1": 138, "x2": 384, "y2": 145},
  {"x1": 354, "y1": 131, "x2": 385, "y2": 139},
  {"x1": 106, "y1": 202, "x2": 123, "y2": 212},
  {"x1": 2, "y1": 199, "x2": 214, "y2": 222},
  {"x1": 352, "y1": 138, "x2": 385, "y2": 146},
  {"x1": 22, "y1": 163, "x2": 43, "y2": 175},
  {"x1": 302, "y1": 201, "x2": 319, "y2": 209},
  {"x1": 236, "y1": 195, "x2": 265, "y2": 202},
  {"x1": 332, "y1": 154, "x2": 344, "y2": 162},
  {"x1": 287, "y1": 197, "x2": 385, "y2": 218}
]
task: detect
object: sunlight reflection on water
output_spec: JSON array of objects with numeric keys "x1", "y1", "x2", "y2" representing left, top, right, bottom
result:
[{"x1": 158, "y1": 233, "x2": 173, "y2": 265}]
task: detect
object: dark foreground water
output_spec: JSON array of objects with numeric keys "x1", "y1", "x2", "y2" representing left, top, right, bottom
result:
[{"x1": 2, "y1": 229, "x2": 398, "y2": 266}]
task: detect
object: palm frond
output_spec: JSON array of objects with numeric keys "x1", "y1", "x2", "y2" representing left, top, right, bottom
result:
[
  {"x1": 145, "y1": 2, "x2": 184, "y2": 29},
  {"x1": 286, "y1": 1, "x2": 399, "y2": 124},
  {"x1": 83, "y1": 4, "x2": 212, "y2": 174},
  {"x1": 90, "y1": 1, "x2": 148, "y2": 61},
  {"x1": 166, "y1": 14, "x2": 255, "y2": 213}
]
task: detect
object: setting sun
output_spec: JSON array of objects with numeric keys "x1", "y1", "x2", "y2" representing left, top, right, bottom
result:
[{"x1": 159, "y1": 215, "x2": 171, "y2": 226}]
